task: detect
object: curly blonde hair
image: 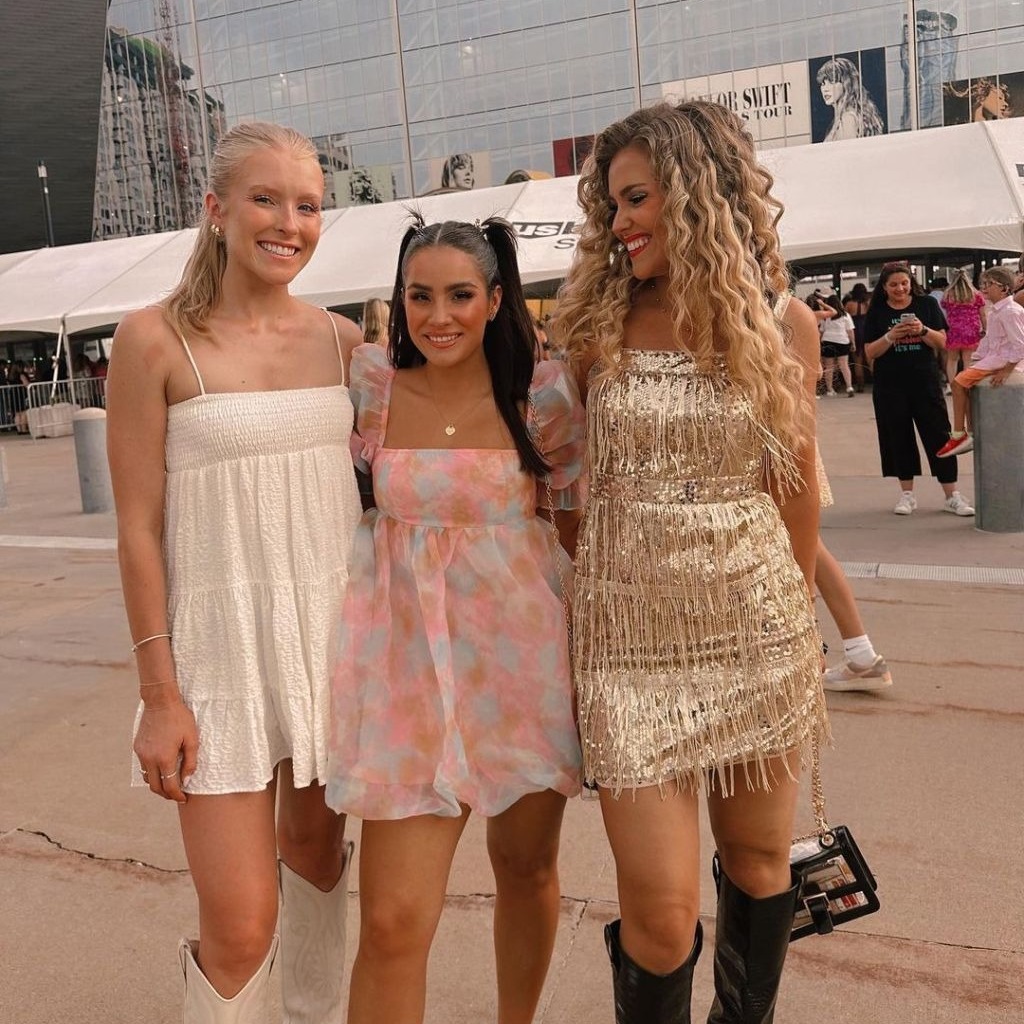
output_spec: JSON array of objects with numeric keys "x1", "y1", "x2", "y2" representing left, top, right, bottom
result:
[
  {"x1": 556, "y1": 100, "x2": 810, "y2": 464},
  {"x1": 164, "y1": 122, "x2": 322, "y2": 337}
]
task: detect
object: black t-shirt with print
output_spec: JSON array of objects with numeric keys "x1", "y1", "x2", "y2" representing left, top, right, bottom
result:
[{"x1": 863, "y1": 295, "x2": 947, "y2": 385}]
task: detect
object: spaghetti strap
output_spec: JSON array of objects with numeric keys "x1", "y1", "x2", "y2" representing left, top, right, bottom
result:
[
  {"x1": 774, "y1": 293, "x2": 792, "y2": 319},
  {"x1": 176, "y1": 332, "x2": 206, "y2": 396},
  {"x1": 323, "y1": 308, "x2": 346, "y2": 387}
]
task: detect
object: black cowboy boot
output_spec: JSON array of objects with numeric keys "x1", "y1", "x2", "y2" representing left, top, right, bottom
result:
[
  {"x1": 707, "y1": 869, "x2": 799, "y2": 1024},
  {"x1": 605, "y1": 917, "x2": 703, "y2": 1024}
]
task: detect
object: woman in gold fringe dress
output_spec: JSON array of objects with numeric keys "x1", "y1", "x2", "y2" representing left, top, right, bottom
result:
[{"x1": 557, "y1": 101, "x2": 828, "y2": 1024}]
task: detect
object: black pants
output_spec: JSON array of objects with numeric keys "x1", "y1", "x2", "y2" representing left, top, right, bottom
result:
[{"x1": 872, "y1": 372, "x2": 957, "y2": 484}]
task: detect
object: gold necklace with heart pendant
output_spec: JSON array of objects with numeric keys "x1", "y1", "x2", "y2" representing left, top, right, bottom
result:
[{"x1": 425, "y1": 374, "x2": 493, "y2": 436}]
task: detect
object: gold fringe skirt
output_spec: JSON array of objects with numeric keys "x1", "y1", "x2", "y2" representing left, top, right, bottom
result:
[{"x1": 574, "y1": 490, "x2": 828, "y2": 797}]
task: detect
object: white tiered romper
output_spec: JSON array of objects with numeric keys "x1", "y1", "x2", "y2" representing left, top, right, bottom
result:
[{"x1": 130, "y1": 310, "x2": 362, "y2": 794}]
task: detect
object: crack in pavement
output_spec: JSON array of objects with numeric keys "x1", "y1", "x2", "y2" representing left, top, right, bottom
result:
[
  {"x1": 10, "y1": 827, "x2": 188, "y2": 875},
  {"x1": 7, "y1": 832, "x2": 1018, "y2": 957}
]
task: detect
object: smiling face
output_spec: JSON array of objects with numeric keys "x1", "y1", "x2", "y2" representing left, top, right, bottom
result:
[
  {"x1": 207, "y1": 145, "x2": 324, "y2": 287},
  {"x1": 607, "y1": 143, "x2": 670, "y2": 282},
  {"x1": 980, "y1": 276, "x2": 1009, "y2": 302},
  {"x1": 883, "y1": 271, "x2": 913, "y2": 308},
  {"x1": 402, "y1": 245, "x2": 501, "y2": 369}
]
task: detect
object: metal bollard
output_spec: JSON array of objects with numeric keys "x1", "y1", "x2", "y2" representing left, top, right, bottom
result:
[
  {"x1": 971, "y1": 377, "x2": 1024, "y2": 533},
  {"x1": 73, "y1": 408, "x2": 114, "y2": 514}
]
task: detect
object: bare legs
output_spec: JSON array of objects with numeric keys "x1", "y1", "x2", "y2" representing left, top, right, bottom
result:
[
  {"x1": 176, "y1": 761, "x2": 348, "y2": 1000},
  {"x1": 836, "y1": 355, "x2": 852, "y2": 392},
  {"x1": 277, "y1": 759, "x2": 348, "y2": 890},
  {"x1": 706, "y1": 754, "x2": 801, "y2": 899},
  {"x1": 598, "y1": 754, "x2": 800, "y2": 973},
  {"x1": 820, "y1": 356, "x2": 836, "y2": 394},
  {"x1": 821, "y1": 355, "x2": 852, "y2": 394},
  {"x1": 949, "y1": 378, "x2": 970, "y2": 435},
  {"x1": 348, "y1": 791, "x2": 566, "y2": 1024},
  {"x1": 178, "y1": 787, "x2": 281, "y2": 998},
  {"x1": 488, "y1": 791, "x2": 567, "y2": 1024},
  {"x1": 814, "y1": 538, "x2": 865, "y2": 641},
  {"x1": 348, "y1": 811, "x2": 469, "y2": 1024},
  {"x1": 600, "y1": 784, "x2": 702, "y2": 974}
]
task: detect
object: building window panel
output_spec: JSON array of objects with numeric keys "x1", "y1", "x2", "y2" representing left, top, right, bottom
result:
[
  {"x1": 303, "y1": 33, "x2": 324, "y2": 69},
  {"x1": 231, "y1": 46, "x2": 251, "y2": 82}
]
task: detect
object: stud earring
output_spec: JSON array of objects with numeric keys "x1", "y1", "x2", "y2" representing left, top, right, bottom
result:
[{"x1": 210, "y1": 224, "x2": 222, "y2": 238}]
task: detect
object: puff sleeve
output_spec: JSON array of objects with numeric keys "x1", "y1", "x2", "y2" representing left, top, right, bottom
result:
[
  {"x1": 348, "y1": 343, "x2": 395, "y2": 474},
  {"x1": 528, "y1": 360, "x2": 587, "y2": 511}
]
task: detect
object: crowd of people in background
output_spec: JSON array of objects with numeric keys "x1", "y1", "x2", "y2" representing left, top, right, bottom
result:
[
  {"x1": 802, "y1": 259, "x2": 1023, "y2": 519},
  {"x1": 64, "y1": 93, "x2": 1023, "y2": 1024}
]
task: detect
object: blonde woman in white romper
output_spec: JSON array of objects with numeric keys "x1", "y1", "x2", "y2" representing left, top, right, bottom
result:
[{"x1": 107, "y1": 123, "x2": 362, "y2": 1023}]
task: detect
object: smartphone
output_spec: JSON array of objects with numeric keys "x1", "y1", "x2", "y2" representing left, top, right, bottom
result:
[{"x1": 899, "y1": 313, "x2": 916, "y2": 323}]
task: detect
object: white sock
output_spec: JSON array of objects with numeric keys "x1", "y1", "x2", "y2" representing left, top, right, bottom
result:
[
  {"x1": 950, "y1": 430, "x2": 966, "y2": 439},
  {"x1": 843, "y1": 634, "x2": 877, "y2": 666}
]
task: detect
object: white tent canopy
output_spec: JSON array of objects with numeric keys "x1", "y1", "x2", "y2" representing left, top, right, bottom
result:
[
  {"x1": 2, "y1": 119, "x2": 1022, "y2": 337},
  {"x1": 763, "y1": 117, "x2": 1024, "y2": 263}
]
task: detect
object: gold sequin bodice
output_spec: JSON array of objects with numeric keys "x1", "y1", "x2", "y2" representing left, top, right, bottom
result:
[{"x1": 586, "y1": 349, "x2": 763, "y2": 504}]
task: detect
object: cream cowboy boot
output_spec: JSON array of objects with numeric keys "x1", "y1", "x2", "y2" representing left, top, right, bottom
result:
[
  {"x1": 179, "y1": 934, "x2": 278, "y2": 1023},
  {"x1": 278, "y1": 840, "x2": 354, "y2": 1023}
]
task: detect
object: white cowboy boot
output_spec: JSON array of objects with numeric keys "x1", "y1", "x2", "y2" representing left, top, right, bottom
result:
[
  {"x1": 278, "y1": 840, "x2": 354, "y2": 1023},
  {"x1": 179, "y1": 934, "x2": 278, "y2": 1023}
]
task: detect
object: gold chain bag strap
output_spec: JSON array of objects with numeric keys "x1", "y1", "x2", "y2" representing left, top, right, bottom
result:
[
  {"x1": 787, "y1": 733, "x2": 880, "y2": 941},
  {"x1": 527, "y1": 391, "x2": 573, "y2": 650},
  {"x1": 711, "y1": 735, "x2": 879, "y2": 940}
]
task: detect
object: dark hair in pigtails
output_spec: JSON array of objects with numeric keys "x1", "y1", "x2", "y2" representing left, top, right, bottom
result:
[
  {"x1": 480, "y1": 219, "x2": 549, "y2": 477},
  {"x1": 387, "y1": 217, "x2": 423, "y2": 367},
  {"x1": 387, "y1": 215, "x2": 550, "y2": 477}
]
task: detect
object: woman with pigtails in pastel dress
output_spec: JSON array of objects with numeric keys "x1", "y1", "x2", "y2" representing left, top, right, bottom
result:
[
  {"x1": 326, "y1": 217, "x2": 585, "y2": 1024},
  {"x1": 557, "y1": 101, "x2": 828, "y2": 1024}
]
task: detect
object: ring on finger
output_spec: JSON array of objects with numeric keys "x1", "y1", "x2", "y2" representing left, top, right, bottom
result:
[{"x1": 160, "y1": 769, "x2": 178, "y2": 780}]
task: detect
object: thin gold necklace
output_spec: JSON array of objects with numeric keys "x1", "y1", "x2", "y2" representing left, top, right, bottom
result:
[{"x1": 424, "y1": 372, "x2": 492, "y2": 437}]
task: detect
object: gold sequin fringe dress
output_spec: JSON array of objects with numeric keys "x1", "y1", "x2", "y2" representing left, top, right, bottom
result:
[{"x1": 574, "y1": 350, "x2": 828, "y2": 796}]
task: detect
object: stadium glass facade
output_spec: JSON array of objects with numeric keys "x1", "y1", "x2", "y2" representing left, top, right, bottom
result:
[{"x1": 96, "y1": 0, "x2": 1024, "y2": 238}]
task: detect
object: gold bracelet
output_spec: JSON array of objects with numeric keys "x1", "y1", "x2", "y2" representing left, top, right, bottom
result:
[
  {"x1": 131, "y1": 632, "x2": 171, "y2": 653},
  {"x1": 138, "y1": 679, "x2": 177, "y2": 687}
]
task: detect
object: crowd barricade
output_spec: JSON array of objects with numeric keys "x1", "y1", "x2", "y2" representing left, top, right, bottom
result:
[
  {"x1": 0, "y1": 383, "x2": 31, "y2": 432},
  {"x1": 25, "y1": 378, "x2": 107, "y2": 439}
]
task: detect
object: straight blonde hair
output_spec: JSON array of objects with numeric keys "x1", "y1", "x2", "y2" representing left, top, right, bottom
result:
[
  {"x1": 163, "y1": 122, "x2": 321, "y2": 337},
  {"x1": 944, "y1": 269, "x2": 980, "y2": 305}
]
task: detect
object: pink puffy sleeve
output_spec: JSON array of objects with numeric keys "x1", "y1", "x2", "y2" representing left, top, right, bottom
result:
[
  {"x1": 348, "y1": 343, "x2": 395, "y2": 474},
  {"x1": 528, "y1": 360, "x2": 588, "y2": 511}
]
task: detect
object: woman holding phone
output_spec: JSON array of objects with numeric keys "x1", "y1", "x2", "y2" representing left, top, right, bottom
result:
[{"x1": 863, "y1": 262, "x2": 973, "y2": 516}]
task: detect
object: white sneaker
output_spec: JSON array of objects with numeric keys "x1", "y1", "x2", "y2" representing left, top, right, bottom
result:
[
  {"x1": 822, "y1": 655, "x2": 893, "y2": 692},
  {"x1": 944, "y1": 491, "x2": 975, "y2": 516},
  {"x1": 893, "y1": 492, "x2": 917, "y2": 515}
]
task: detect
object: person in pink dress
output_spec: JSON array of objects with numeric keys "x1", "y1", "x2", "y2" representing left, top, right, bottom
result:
[
  {"x1": 940, "y1": 269, "x2": 987, "y2": 392},
  {"x1": 326, "y1": 217, "x2": 585, "y2": 1024}
]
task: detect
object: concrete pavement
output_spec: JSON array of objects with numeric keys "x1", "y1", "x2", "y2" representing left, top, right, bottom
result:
[{"x1": 1, "y1": 393, "x2": 1021, "y2": 1023}]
